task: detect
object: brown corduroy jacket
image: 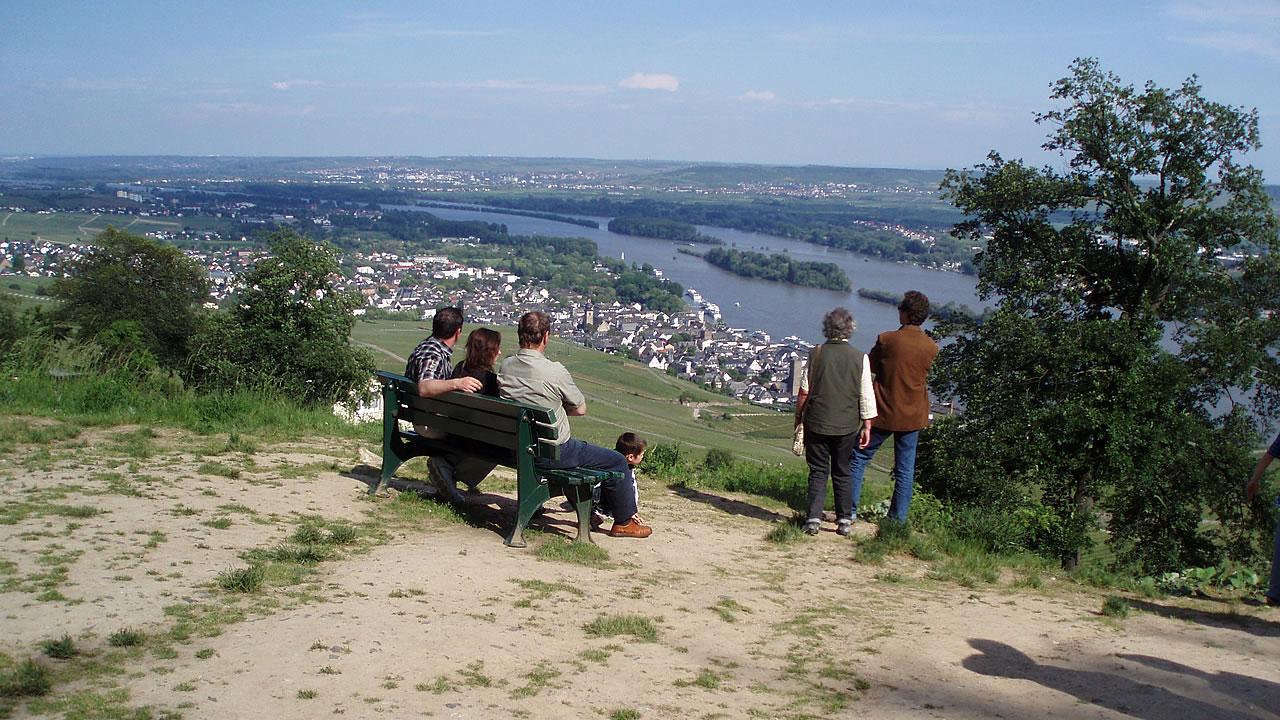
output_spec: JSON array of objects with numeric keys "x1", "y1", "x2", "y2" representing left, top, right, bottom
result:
[{"x1": 869, "y1": 325, "x2": 938, "y2": 432}]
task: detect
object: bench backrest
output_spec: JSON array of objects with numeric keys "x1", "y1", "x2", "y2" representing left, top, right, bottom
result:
[{"x1": 375, "y1": 370, "x2": 563, "y2": 462}]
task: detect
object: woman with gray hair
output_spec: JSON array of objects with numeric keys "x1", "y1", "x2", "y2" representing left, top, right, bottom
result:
[{"x1": 793, "y1": 307, "x2": 877, "y2": 536}]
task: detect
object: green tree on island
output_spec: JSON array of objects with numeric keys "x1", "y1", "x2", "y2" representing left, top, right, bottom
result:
[{"x1": 923, "y1": 59, "x2": 1280, "y2": 573}]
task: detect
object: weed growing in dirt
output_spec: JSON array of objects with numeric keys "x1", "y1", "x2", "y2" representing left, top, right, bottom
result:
[
  {"x1": 217, "y1": 565, "x2": 264, "y2": 593},
  {"x1": 297, "y1": 689, "x2": 317, "y2": 699},
  {"x1": 38, "y1": 635, "x2": 76, "y2": 660},
  {"x1": 418, "y1": 676, "x2": 454, "y2": 694},
  {"x1": 765, "y1": 514, "x2": 809, "y2": 544},
  {"x1": 0, "y1": 658, "x2": 52, "y2": 697},
  {"x1": 203, "y1": 517, "x2": 233, "y2": 529},
  {"x1": 510, "y1": 664, "x2": 560, "y2": 698},
  {"x1": 710, "y1": 598, "x2": 751, "y2": 623},
  {"x1": 611, "y1": 710, "x2": 641, "y2": 720},
  {"x1": 459, "y1": 661, "x2": 495, "y2": 688},
  {"x1": 108, "y1": 629, "x2": 144, "y2": 647},
  {"x1": 1102, "y1": 595, "x2": 1130, "y2": 618},
  {"x1": 198, "y1": 460, "x2": 241, "y2": 479},
  {"x1": 583, "y1": 614, "x2": 659, "y2": 643}
]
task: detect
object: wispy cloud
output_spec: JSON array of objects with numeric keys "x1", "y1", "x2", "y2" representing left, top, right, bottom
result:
[
  {"x1": 49, "y1": 77, "x2": 152, "y2": 92},
  {"x1": 1163, "y1": 1, "x2": 1280, "y2": 64},
  {"x1": 189, "y1": 102, "x2": 316, "y2": 118},
  {"x1": 272, "y1": 80, "x2": 324, "y2": 91},
  {"x1": 323, "y1": 19, "x2": 505, "y2": 43},
  {"x1": 1163, "y1": 1, "x2": 1280, "y2": 25},
  {"x1": 400, "y1": 78, "x2": 609, "y2": 95},
  {"x1": 1176, "y1": 30, "x2": 1280, "y2": 63},
  {"x1": 738, "y1": 90, "x2": 776, "y2": 102},
  {"x1": 618, "y1": 73, "x2": 679, "y2": 92}
]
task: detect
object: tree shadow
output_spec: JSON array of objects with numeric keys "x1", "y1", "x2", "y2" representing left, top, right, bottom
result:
[
  {"x1": 1124, "y1": 598, "x2": 1280, "y2": 638},
  {"x1": 667, "y1": 484, "x2": 789, "y2": 523},
  {"x1": 962, "y1": 638, "x2": 1277, "y2": 719}
]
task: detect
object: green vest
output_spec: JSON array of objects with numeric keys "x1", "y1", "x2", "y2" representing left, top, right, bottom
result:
[{"x1": 804, "y1": 340, "x2": 865, "y2": 436}]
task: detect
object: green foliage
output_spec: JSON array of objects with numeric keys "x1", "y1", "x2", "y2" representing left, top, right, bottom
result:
[
  {"x1": 38, "y1": 635, "x2": 76, "y2": 660},
  {"x1": 216, "y1": 565, "x2": 264, "y2": 593},
  {"x1": 1101, "y1": 596, "x2": 1129, "y2": 618},
  {"x1": 1149, "y1": 562, "x2": 1268, "y2": 596},
  {"x1": 107, "y1": 628, "x2": 144, "y2": 647},
  {"x1": 582, "y1": 614, "x2": 659, "y2": 643},
  {"x1": 933, "y1": 59, "x2": 1280, "y2": 573},
  {"x1": 607, "y1": 215, "x2": 721, "y2": 244},
  {"x1": 51, "y1": 227, "x2": 209, "y2": 369},
  {"x1": 0, "y1": 659, "x2": 52, "y2": 697},
  {"x1": 189, "y1": 228, "x2": 373, "y2": 404},
  {"x1": 703, "y1": 448, "x2": 735, "y2": 471}
]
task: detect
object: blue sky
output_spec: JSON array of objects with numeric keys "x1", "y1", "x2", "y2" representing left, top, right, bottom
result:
[{"x1": 5, "y1": 1, "x2": 1280, "y2": 177}]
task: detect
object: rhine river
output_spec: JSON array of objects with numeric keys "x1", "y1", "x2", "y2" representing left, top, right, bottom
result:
[{"x1": 401, "y1": 204, "x2": 984, "y2": 350}]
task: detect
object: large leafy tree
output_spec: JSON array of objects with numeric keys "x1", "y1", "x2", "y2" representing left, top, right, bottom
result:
[
  {"x1": 52, "y1": 227, "x2": 210, "y2": 369},
  {"x1": 190, "y1": 229, "x2": 372, "y2": 404},
  {"x1": 925, "y1": 59, "x2": 1280, "y2": 572}
]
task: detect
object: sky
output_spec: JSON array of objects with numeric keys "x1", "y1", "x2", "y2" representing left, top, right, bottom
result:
[{"x1": 4, "y1": 1, "x2": 1280, "y2": 177}]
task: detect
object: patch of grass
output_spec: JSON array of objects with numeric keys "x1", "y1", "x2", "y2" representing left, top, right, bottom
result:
[
  {"x1": 108, "y1": 628, "x2": 145, "y2": 647},
  {"x1": 510, "y1": 664, "x2": 560, "y2": 699},
  {"x1": 611, "y1": 710, "x2": 641, "y2": 720},
  {"x1": 0, "y1": 658, "x2": 52, "y2": 697},
  {"x1": 328, "y1": 524, "x2": 358, "y2": 545},
  {"x1": 418, "y1": 675, "x2": 454, "y2": 694},
  {"x1": 511, "y1": 578, "x2": 585, "y2": 600},
  {"x1": 50, "y1": 505, "x2": 99, "y2": 519},
  {"x1": 583, "y1": 614, "x2": 659, "y2": 643},
  {"x1": 319, "y1": 666, "x2": 341, "y2": 675},
  {"x1": 710, "y1": 597, "x2": 751, "y2": 623},
  {"x1": 674, "y1": 668, "x2": 723, "y2": 689},
  {"x1": 198, "y1": 461, "x2": 241, "y2": 479},
  {"x1": 38, "y1": 634, "x2": 77, "y2": 660},
  {"x1": 292, "y1": 523, "x2": 327, "y2": 545},
  {"x1": 533, "y1": 537, "x2": 610, "y2": 568},
  {"x1": 195, "y1": 648, "x2": 215, "y2": 659},
  {"x1": 217, "y1": 503, "x2": 258, "y2": 515},
  {"x1": 459, "y1": 661, "x2": 494, "y2": 688},
  {"x1": 765, "y1": 515, "x2": 809, "y2": 544},
  {"x1": 297, "y1": 688, "x2": 317, "y2": 699},
  {"x1": 1102, "y1": 595, "x2": 1129, "y2": 618},
  {"x1": 203, "y1": 517, "x2": 233, "y2": 529},
  {"x1": 217, "y1": 565, "x2": 264, "y2": 593}
]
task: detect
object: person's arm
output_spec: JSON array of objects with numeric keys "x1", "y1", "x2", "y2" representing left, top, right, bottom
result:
[
  {"x1": 1247, "y1": 452, "x2": 1276, "y2": 501},
  {"x1": 794, "y1": 390, "x2": 809, "y2": 427},
  {"x1": 417, "y1": 375, "x2": 482, "y2": 397},
  {"x1": 858, "y1": 354, "x2": 877, "y2": 422},
  {"x1": 858, "y1": 419, "x2": 873, "y2": 449},
  {"x1": 566, "y1": 403, "x2": 587, "y2": 416}
]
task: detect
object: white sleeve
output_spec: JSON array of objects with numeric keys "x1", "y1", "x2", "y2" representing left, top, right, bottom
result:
[{"x1": 860, "y1": 354, "x2": 877, "y2": 420}]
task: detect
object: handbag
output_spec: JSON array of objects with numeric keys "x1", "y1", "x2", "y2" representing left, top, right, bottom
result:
[{"x1": 792, "y1": 345, "x2": 822, "y2": 456}]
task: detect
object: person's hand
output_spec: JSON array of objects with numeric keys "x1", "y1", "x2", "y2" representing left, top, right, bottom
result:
[
  {"x1": 857, "y1": 426, "x2": 872, "y2": 449},
  {"x1": 1247, "y1": 476, "x2": 1261, "y2": 501},
  {"x1": 454, "y1": 376, "x2": 483, "y2": 393}
]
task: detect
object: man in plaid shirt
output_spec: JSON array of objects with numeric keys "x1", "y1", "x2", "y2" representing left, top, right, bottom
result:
[{"x1": 404, "y1": 306, "x2": 483, "y2": 504}]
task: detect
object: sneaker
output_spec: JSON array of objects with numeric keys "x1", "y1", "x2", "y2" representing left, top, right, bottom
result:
[
  {"x1": 804, "y1": 519, "x2": 820, "y2": 536},
  {"x1": 836, "y1": 519, "x2": 853, "y2": 537},
  {"x1": 609, "y1": 516, "x2": 653, "y2": 538},
  {"x1": 427, "y1": 457, "x2": 466, "y2": 504},
  {"x1": 591, "y1": 510, "x2": 610, "y2": 529},
  {"x1": 1267, "y1": 595, "x2": 1279, "y2": 607}
]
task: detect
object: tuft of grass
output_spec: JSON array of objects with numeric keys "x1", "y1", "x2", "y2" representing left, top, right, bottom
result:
[
  {"x1": 765, "y1": 514, "x2": 808, "y2": 544},
  {"x1": 198, "y1": 461, "x2": 241, "y2": 479},
  {"x1": 418, "y1": 675, "x2": 454, "y2": 694},
  {"x1": 39, "y1": 634, "x2": 77, "y2": 660},
  {"x1": 674, "y1": 668, "x2": 723, "y2": 689},
  {"x1": 327, "y1": 525, "x2": 358, "y2": 545},
  {"x1": 533, "y1": 537, "x2": 610, "y2": 568},
  {"x1": 195, "y1": 648, "x2": 216, "y2": 659},
  {"x1": 0, "y1": 658, "x2": 52, "y2": 697},
  {"x1": 1102, "y1": 595, "x2": 1130, "y2": 618},
  {"x1": 291, "y1": 523, "x2": 327, "y2": 545},
  {"x1": 611, "y1": 710, "x2": 641, "y2": 720},
  {"x1": 203, "y1": 517, "x2": 233, "y2": 529},
  {"x1": 583, "y1": 614, "x2": 659, "y2": 643},
  {"x1": 108, "y1": 628, "x2": 145, "y2": 647},
  {"x1": 459, "y1": 661, "x2": 494, "y2": 688},
  {"x1": 216, "y1": 565, "x2": 264, "y2": 593},
  {"x1": 297, "y1": 689, "x2": 317, "y2": 699}
]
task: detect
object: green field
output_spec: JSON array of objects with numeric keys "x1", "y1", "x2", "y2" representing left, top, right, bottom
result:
[
  {"x1": 0, "y1": 275, "x2": 56, "y2": 311},
  {"x1": 0, "y1": 211, "x2": 193, "y2": 244}
]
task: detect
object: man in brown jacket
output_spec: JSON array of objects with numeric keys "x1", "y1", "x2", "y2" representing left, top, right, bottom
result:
[{"x1": 849, "y1": 290, "x2": 938, "y2": 523}]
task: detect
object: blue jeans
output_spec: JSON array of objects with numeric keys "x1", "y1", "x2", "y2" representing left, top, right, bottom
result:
[
  {"x1": 535, "y1": 438, "x2": 637, "y2": 521},
  {"x1": 850, "y1": 428, "x2": 920, "y2": 523},
  {"x1": 1270, "y1": 497, "x2": 1280, "y2": 602}
]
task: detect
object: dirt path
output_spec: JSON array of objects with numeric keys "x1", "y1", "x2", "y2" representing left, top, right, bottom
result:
[{"x1": 1, "y1": 424, "x2": 1277, "y2": 718}]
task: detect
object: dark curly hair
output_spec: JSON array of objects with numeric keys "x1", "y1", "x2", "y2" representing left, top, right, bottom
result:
[{"x1": 899, "y1": 291, "x2": 930, "y2": 326}]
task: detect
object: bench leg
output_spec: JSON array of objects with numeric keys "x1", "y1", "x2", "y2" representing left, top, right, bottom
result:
[
  {"x1": 506, "y1": 482, "x2": 550, "y2": 548},
  {"x1": 562, "y1": 484, "x2": 595, "y2": 544}
]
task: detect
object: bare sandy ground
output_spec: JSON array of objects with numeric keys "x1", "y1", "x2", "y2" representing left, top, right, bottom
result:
[{"x1": 2, "y1": 424, "x2": 1278, "y2": 719}]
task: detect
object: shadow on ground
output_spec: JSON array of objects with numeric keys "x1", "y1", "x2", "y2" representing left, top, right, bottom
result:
[{"x1": 668, "y1": 484, "x2": 789, "y2": 523}]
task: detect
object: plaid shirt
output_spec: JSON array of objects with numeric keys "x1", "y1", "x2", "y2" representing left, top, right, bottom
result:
[{"x1": 405, "y1": 336, "x2": 453, "y2": 384}]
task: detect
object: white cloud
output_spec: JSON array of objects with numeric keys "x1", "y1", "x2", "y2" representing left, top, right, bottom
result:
[
  {"x1": 618, "y1": 73, "x2": 679, "y2": 92},
  {"x1": 1176, "y1": 30, "x2": 1280, "y2": 63},
  {"x1": 739, "y1": 90, "x2": 776, "y2": 102},
  {"x1": 1163, "y1": 1, "x2": 1280, "y2": 25},
  {"x1": 272, "y1": 80, "x2": 324, "y2": 91}
]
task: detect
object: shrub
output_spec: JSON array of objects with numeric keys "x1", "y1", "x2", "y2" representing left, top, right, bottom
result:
[
  {"x1": 0, "y1": 658, "x2": 52, "y2": 697},
  {"x1": 38, "y1": 634, "x2": 76, "y2": 659},
  {"x1": 217, "y1": 565, "x2": 264, "y2": 593},
  {"x1": 109, "y1": 628, "x2": 145, "y2": 647}
]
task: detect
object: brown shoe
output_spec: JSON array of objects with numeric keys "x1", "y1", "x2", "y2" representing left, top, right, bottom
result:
[{"x1": 609, "y1": 516, "x2": 652, "y2": 538}]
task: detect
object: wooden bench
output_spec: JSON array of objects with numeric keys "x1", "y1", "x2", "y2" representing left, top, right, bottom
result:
[{"x1": 370, "y1": 370, "x2": 622, "y2": 547}]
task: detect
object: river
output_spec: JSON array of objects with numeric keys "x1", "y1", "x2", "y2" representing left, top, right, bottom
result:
[{"x1": 394, "y1": 203, "x2": 983, "y2": 350}]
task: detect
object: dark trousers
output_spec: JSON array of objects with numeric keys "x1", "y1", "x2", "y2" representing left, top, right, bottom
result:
[
  {"x1": 805, "y1": 429, "x2": 858, "y2": 522},
  {"x1": 534, "y1": 438, "x2": 638, "y2": 522}
]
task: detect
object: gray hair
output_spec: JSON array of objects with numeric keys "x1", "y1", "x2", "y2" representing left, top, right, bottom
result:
[{"x1": 822, "y1": 307, "x2": 855, "y2": 340}]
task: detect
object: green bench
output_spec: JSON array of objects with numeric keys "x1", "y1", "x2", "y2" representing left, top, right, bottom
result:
[{"x1": 370, "y1": 370, "x2": 622, "y2": 548}]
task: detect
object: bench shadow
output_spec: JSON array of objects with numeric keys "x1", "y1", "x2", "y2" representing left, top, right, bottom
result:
[
  {"x1": 343, "y1": 467, "x2": 587, "y2": 544},
  {"x1": 667, "y1": 484, "x2": 789, "y2": 523},
  {"x1": 962, "y1": 638, "x2": 1277, "y2": 718},
  {"x1": 1123, "y1": 598, "x2": 1280, "y2": 638}
]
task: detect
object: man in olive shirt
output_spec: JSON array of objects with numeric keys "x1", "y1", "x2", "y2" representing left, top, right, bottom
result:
[
  {"x1": 498, "y1": 311, "x2": 651, "y2": 538},
  {"x1": 849, "y1": 290, "x2": 939, "y2": 523}
]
